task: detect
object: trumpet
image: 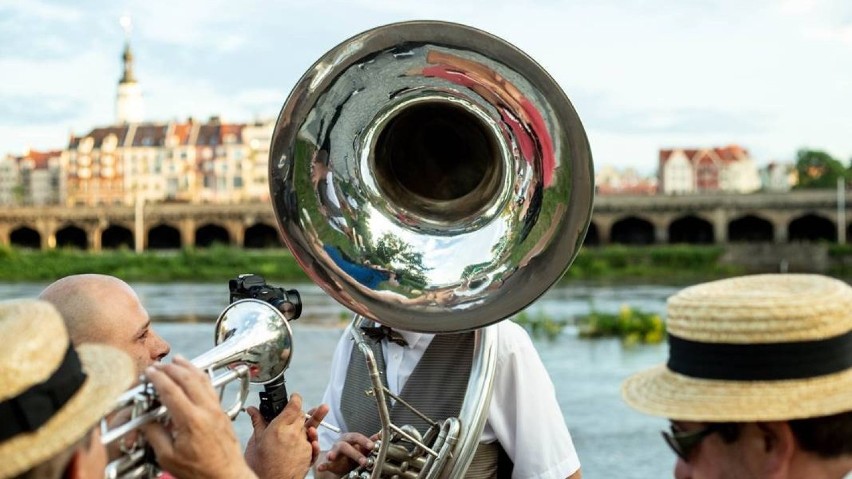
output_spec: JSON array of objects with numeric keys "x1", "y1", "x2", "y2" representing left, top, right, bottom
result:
[{"x1": 101, "y1": 298, "x2": 294, "y2": 479}]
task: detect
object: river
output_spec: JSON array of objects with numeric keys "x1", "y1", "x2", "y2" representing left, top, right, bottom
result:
[{"x1": 1, "y1": 282, "x2": 681, "y2": 478}]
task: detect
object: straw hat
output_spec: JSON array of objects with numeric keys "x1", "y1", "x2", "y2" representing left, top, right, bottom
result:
[
  {"x1": 0, "y1": 299, "x2": 133, "y2": 479},
  {"x1": 622, "y1": 274, "x2": 852, "y2": 422}
]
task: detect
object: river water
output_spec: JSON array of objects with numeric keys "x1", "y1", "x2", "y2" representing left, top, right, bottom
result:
[{"x1": 2, "y1": 282, "x2": 681, "y2": 478}]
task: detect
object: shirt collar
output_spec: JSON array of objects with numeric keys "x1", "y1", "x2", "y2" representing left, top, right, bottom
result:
[{"x1": 397, "y1": 330, "x2": 432, "y2": 349}]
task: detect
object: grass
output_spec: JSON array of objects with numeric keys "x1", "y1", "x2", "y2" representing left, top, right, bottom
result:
[
  {"x1": 0, "y1": 244, "x2": 750, "y2": 284},
  {"x1": 562, "y1": 244, "x2": 745, "y2": 284},
  {"x1": 0, "y1": 244, "x2": 309, "y2": 283}
]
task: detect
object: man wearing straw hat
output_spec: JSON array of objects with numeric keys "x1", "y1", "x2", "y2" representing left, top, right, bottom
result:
[
  {"x1": 0, "y1": 298, "x2": 319, "y2": 479},
  {"x1": 622, "y1": 274, "x2": 852, "y2": 479}
]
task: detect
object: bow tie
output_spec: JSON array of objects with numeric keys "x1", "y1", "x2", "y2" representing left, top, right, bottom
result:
[{"x1": 360, "y1": 325, "x2": 408, "y2": 347}]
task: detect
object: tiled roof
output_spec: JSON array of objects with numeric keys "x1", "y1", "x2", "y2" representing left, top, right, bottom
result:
[
  {"x1": 18, "y1": 150, "x2": 61, "y2": 169},
  {"x1": 131, "y1": 123, "x2": 169, "y2": 147},
  {"x1": 68, "y1": 126, "x2": 130, "y2": 148},
  {"x1": 714, "y1": 145, "x2": 749, "y2": 163},
  {"x1": 172, "y1": 123, "x2": 193, "y2": 145},
  {"x1": 69, "y1": 118, "x2": 262, "y2": 149},
  {"x1": 660, "y1": 145, "x2": 748, "y2": 165},
  {"x1": 196, "y1": 124, "x2": 221, "y2": 146}
]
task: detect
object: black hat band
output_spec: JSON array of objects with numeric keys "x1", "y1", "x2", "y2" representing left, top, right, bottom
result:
[
  {"x1": 0, "y1": 344, "x2": 87, "y2": 441},
  {"x1": 667, "y1": 329, "x2": 852, "y2": 381}
]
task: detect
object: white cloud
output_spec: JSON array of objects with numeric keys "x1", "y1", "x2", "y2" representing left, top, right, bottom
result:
[
  {"x1": 1, "y1": 0, "x2": 851, "y2": 171},
  {"x1": 0, "y1": 0, "x2": 82, "y2": 22},
  {"x1": 805, "y1": 24, "x2": 852, "y2": 45},
  {"x1": 780, "y1": 0, "x2": 820, "y2": 15}
]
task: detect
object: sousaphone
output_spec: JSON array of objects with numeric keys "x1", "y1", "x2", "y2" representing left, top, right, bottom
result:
[{"x1": 269, "y1": 20, "x2": 593, "y2": 478}]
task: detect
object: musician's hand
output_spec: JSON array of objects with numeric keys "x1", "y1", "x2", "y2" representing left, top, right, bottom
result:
[
  {"x1": 304, "y1": 405, "x2": 330, "y2": 464},
  {"x1": 140, "y1": 356, "x2": 257, "y2": 479},
  {"x1": 245, "y1": 394, "x2": 328, "y2": 479},
  {"x1": 314, "y1": 432, "x2": 377, "y2": 476}
]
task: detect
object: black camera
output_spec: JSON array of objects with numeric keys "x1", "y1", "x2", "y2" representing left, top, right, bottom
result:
[
  {"x1": 228, "y1": 273, "x2": 302, "y2": 422},
  {"x1": 228, "y1": 273, "x2": 302, "y2": 320}
]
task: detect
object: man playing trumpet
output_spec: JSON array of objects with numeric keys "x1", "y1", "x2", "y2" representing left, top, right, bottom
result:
[{"x1": 0, "y1": 298, "x2": 323, "y2": 479}]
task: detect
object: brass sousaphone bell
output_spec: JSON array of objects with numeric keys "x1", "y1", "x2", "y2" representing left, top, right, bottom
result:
[{"x1": 269, "y1": 20, "x2": 594, "y2": 478}]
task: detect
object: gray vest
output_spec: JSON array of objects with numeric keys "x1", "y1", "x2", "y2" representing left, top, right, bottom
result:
[{"x1": 340, "y1": 331, "x2": 511, "y2": 478}]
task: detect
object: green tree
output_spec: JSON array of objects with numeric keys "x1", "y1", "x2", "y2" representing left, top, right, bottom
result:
[
  {"x1": 794, "y1": 149, "x2": 848, "y2": 189},
  {"x1": 372, "y1": 233, "x2": 429, "y2": 288}
]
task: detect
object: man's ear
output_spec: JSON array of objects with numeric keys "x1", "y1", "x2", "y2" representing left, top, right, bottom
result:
[{"x1": 756, "y1": 421, "x2": 796, "y2": 477}]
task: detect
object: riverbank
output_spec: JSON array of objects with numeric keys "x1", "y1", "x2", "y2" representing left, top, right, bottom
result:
[
  {"x1": 8, "y1": 242, "x2": 852, "y2": 284},
  {"x1": 0, "y1": 243, "x2": 760, "y2": 284}
]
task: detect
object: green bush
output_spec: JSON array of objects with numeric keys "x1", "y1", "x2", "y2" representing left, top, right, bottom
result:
[
  {"x1": 577, "y1": 304, "x2": 666, "y2": 344},
  {"x1": 512, "y1": 310, "x2": 569, "y2": 341}
]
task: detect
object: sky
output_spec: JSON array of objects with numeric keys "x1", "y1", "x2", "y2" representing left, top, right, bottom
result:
[{"x1": 1, "y1": 0, "x2": 851, "y2": 175}]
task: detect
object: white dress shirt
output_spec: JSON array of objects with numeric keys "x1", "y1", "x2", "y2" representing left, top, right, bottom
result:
[{"x1": 318, "y1": 320, "x2": 581, "y2": 479}]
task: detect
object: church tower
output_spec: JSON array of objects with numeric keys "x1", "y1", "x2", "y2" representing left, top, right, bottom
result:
[{"x1": 116, "y1": 16, "x2": 144, "y2": 124}]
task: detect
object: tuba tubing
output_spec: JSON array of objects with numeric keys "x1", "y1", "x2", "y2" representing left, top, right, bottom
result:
[{"x1": 269, "y1": 20, "x2": 593, "y2": 479}]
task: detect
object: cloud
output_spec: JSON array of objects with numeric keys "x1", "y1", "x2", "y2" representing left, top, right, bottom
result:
[
  {"x1": 777, "y1": 0, "x2": 852, "y2": 47},
  {"x1": 234, "y1": 88, "x2": 288, "y2": 111},
  {"x1": 780, "y1": 0, "x2": 820, "y2": 15},
  {"x1": 0, "y1": 0, "x2": 82, "y2": 22},
  {"x1": 0, "y1": 0, "x2": 850, "y2": 171},
  {"x1": 805, "y1": 24, "x2": 852, "y2": 45},
  {"x1": 583, "y1": 100, "x2": 770, "y2": 136},
  {"x1": 0, "y1": 94, "x2": 84, "y2": 125},
  {"x1": 0, "y1": 2, "x2": 92, "y2": 59}
]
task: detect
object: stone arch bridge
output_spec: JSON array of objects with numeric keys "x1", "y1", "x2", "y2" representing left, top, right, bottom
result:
[{"x1": 0, "y1": 190, "x2": 849, "y2": 251}]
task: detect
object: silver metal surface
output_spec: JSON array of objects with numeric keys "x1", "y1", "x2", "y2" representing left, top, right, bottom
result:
[
  {"x1": 344, "y1": 314, "x2": 491, "y2": 479},
  {"x1": 102, "y1": 299, "x2": 294, "y2": 478},
  {"x1": 200, "y1": 298, "x2": 294, "y2": 384},
  {"x1": 270, "y1": 20, "x2": 594, "y2": 333}
]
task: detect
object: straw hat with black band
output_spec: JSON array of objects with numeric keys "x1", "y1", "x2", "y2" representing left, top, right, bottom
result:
[
  {"x1": 622, "y1": 274, "x2": 852, "y2": 422},
  {"x1": 0, "y1": 299, "x2": 134, "y2": 479}
]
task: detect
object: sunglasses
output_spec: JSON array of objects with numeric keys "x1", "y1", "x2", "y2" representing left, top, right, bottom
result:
[{"x1": 661, "y1": 423, "x2": 723, "y2": 461}]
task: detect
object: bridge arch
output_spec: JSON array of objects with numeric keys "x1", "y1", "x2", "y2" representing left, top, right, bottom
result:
[
  {"x1": 789, "y1": 213, "x2": 836, "y2": 242},
  {"x1": 148, "y1": 224, "x2": 182, "y2": 250},
  {"x1": 56, "y1": 224, "x2": 87, "y2": 250},
  {"x1": 195, "y1": 223, "x2": 231, "y2": 247},
  {"x1": 10, "y1": 226, "x2": 40, "y2": 249},
  {"x1": 244, "y1": 223, "x2": 281, "y2": 248},
  {"x1": 668, "y1": 215, "x2": 714, "y2": 244},
  {"x1": 611, "y1": 216, "x2": 654, "y2": 245},
  {"x1": 583, "y1": 222, "x2": 600, "y2": 246},
  {"x1": 728, "y1": 214, "x2": 774, "y2": 242},
  {"x1": 102, "y1": 224, "x2": 134, "y2": 250}
]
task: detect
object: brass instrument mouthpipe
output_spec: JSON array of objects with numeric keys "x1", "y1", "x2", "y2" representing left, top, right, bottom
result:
[{"x1": 101, "y1": 364, "x2": 250, "y2": 446}]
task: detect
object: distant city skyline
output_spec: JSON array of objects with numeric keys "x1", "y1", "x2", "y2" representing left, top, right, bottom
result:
[{"x1": 2, "y1": 0, "x2": 851, "y2": 174}]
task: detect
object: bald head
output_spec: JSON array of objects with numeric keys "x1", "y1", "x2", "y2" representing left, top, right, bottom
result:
[
  {"x1": 39, "y1": 274, "x2": 170, "y2": 372},
  {"x1": 40, "y1": 274, "x2": 133, "y2": 343}
]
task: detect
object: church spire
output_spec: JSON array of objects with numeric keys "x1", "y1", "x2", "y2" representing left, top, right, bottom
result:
[
  {"x1": 115, "y1": 15, "x2": 144, "y2": 124},
  {"x1": 120, "y1": 41, "x2": 136, "y2": 84},
  {"x1": 119, "y1": 15, "x2": 136, "y2": 84}
]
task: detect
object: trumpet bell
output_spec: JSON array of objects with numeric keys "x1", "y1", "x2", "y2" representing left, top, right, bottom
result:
[
  {"x1": 269, "y1": 20, "x2": 594, "y2": 333},
  {"x1": 201, "y1": 298, "x2": 294, "y2": 384}
]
